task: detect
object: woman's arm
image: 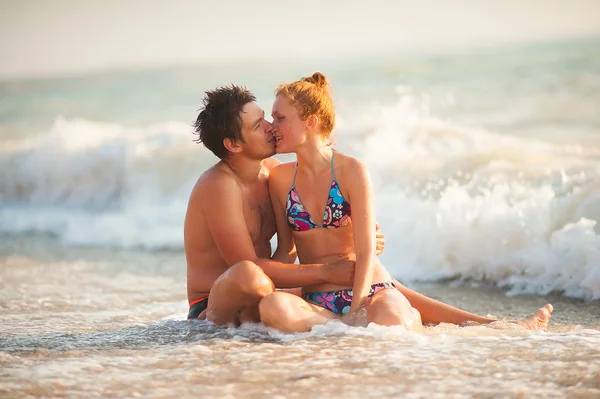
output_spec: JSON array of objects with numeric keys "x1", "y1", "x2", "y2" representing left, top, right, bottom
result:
[
  {"x1": 346, "y1": 159, "x2": 377, "y2": 313},
  {"x1": 268, "y1": 165, "x2": 297, "y2": 264}
]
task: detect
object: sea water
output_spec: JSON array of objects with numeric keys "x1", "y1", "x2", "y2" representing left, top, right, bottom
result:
[{"x1": 1, "y1": 38, "x2": 600, "y2": 397}]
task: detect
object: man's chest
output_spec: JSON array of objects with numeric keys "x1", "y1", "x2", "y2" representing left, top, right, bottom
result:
[{"x1": 242, "y1": 184, "x2": 276, "y2": 242}]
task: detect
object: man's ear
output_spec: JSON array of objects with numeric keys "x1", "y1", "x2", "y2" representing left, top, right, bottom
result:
[
  {"x1": 306, "y1": 114, "x2": 319, "y2": 130},
  {"x1": 223, "y1": 137, "x2": 242, "y2": 154}
]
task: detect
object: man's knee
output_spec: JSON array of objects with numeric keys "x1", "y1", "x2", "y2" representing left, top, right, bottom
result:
[{"x1": 226, "y1": 260, "x2": 274, "y2": 296}]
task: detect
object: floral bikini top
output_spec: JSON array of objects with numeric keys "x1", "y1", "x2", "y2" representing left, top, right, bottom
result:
[{"x1": 286, "y1": 154, "x2": 352, "y2": 231}]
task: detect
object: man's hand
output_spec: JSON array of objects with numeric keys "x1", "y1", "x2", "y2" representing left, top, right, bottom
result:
[
  {"x1": 375, "y1": 222, "x2": 385, "y2": 256},
  {"x1": 323, "y1": 256, "x2": 356, "y2": 286}
]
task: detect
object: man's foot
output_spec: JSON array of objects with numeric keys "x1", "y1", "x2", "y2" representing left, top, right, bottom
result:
[{"x1": 515, "y1": 304, "x2": 553, "y2": 330}]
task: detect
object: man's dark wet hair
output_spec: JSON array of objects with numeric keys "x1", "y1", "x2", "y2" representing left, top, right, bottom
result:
[{"x1": 193, "y1": 85, "x2": 256, "y2": 159}]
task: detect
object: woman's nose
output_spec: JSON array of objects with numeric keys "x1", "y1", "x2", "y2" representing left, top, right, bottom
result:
[{"x1": 264, "y1": 120, "x2": 275, "y2": 133}]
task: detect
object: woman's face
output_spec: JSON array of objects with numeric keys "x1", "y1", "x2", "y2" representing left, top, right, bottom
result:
[{"x1": 271, "y1": 94, "x2": 307, "y2": 154}]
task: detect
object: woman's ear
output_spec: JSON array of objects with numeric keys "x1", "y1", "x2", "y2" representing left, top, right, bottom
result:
[
  {"x1": 223, "y1": 137, "x2": 242, "y2": 154},
  {"x1": 306, "y1": 114, "x2": 319, "y2": 130}
]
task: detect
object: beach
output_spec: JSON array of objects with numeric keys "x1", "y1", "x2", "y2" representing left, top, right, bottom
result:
[{"x1": 1, "y1": 37, "x2": 600, "y2": 397}]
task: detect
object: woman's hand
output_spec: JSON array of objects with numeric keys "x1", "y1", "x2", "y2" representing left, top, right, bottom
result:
[{"x1": 341, "y1": 307, "x2": 369, "y2": 327}]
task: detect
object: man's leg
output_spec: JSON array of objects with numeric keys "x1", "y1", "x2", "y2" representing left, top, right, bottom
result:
[
  {"x1": 259, "y1": 291, "x2": 339, "y2": 333},
  {"x1": 206, "y1": 260, "x2": 275, "y2": 326}
]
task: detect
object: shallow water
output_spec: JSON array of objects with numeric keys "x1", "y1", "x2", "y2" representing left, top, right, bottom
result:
[
  {"x1": 3, "y1": 324, "x2": 600, "y2": 398},
  {"x1": 1, "y1": 239, "x2": 599, "y2": 398}
]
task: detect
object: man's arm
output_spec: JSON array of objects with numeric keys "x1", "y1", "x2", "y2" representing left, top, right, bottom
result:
[{"x1": 199, "y1": 173, "x2": 347, "y2": 287}]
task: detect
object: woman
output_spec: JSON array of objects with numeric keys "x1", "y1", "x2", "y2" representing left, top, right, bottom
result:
[
  {"x1": 259, "y1": 72, "x2": 554, "y2": 333},
  {"x1": 259, "y1": 72, "x2": 423, "y2": 332}
]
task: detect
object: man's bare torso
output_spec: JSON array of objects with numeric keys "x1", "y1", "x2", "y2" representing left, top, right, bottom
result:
[{"x1": 184, "y1": 158, "x2": 279, "y2": 302}]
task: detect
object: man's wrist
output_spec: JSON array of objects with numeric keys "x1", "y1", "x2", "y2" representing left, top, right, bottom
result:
[{"x1": 314, "y1": 262, "x2": 329, "y2": 283}]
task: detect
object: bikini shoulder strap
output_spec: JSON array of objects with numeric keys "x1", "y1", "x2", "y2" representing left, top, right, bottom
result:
[
  {"x1": 330, "y1": 153, "x2": 336, "y2": 180},
  {"x1": 291, "y1": 162, "x2": 299, "y2": 187}
]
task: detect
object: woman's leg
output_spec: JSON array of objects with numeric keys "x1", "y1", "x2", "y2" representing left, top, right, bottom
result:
[
  {"x1": 365, "y1": 288, "x2": 423, "y2": 330},
  {"x1": 394, "y1": 279, "x2": 553, "y2": 329},
  {"x1": 259, "y1": 291, "x2": 339, "y2": 333},
  {"x1": 393, "y1": 279, "x2": 495, "y2": 325}
]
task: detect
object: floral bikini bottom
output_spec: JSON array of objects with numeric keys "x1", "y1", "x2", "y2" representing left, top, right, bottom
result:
[{"x1": 302, "y1": 281, "x2": 396, "y2": 315}]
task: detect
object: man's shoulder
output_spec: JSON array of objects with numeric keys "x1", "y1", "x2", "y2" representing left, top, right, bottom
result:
[{"x1": 190, "y1": 163, "x2": 240, "y2": 203}]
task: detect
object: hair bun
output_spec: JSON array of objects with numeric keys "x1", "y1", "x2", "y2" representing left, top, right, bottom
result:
[{"x1": 302, "y1": 72, "x2": 328, "y2": 88}]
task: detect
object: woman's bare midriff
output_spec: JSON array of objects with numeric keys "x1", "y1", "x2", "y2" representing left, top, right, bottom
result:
[{"x1": 294, "y1": 224, "x2": 392, "y2": 294}]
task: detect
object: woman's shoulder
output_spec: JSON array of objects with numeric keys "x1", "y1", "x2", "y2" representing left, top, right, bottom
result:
[
  {"x1": 333, "y1": 153, "x2": 371, "y2": 199},
  {"x1": 270, "y1": 160, "x2": 296, "y2": 174},
  {"x1": 268, "y1": 161, "x2": 296, "y2": 186},
  {"x1": 334, "y1": 152, "x2": 368, "y2": 175},
  {"x1": 262, "y1": 157, "x2": 281, "y2": 170}
]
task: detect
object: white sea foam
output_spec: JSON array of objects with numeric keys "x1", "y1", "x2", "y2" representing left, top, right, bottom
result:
[{"x1": 1, "y1": 89, "x2": 600, "y2": 299}]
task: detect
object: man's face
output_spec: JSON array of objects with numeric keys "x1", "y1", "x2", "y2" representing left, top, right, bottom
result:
[{"x1": 238, "y1": 101, "x2": 276, "y2": 159}]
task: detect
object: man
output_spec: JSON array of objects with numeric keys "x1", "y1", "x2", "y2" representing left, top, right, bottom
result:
[
  {"x1": 185, "y1": 85, "x2": 553, "y2": 330},
  {"x1": 185, "y1": 85, "x2": 362, "y2": 325}
]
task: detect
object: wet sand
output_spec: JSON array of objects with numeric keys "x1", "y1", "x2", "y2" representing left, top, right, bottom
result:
[{"x1": 413, "y1": 282, "x2": 600, "y2": 330}]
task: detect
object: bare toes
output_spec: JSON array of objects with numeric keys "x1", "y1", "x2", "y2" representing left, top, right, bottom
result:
[{"x1": 516, "y1": 304, "x2": 554, "y2": 330}]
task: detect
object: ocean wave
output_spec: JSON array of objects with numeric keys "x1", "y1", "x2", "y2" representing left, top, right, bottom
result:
[
  {"x1": 0, "y1": 116, "x2": 213, "y2": 208},
  {"x1": 1, "y1": 105, "x2": 599, "y2": 299}
]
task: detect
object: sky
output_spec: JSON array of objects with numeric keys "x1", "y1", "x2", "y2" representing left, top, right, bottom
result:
[{"x1": 1, "y1": 0, "x2": 600, "y2": 79}]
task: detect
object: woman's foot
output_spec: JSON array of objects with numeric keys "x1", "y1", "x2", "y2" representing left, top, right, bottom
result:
[{"x1": 514, "y1": 304, "x2": 553, "y2": 330}]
